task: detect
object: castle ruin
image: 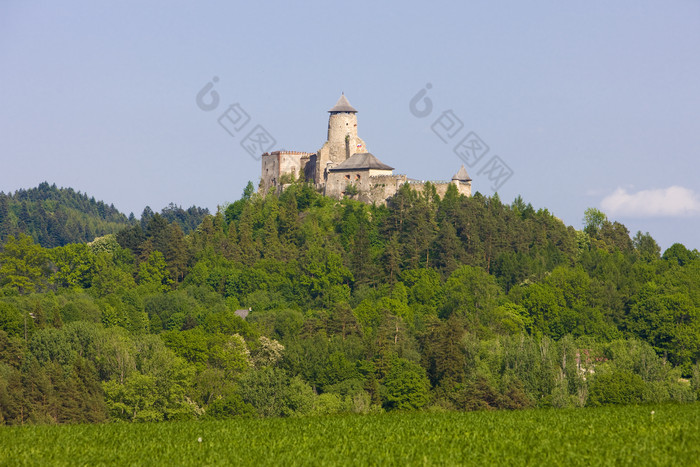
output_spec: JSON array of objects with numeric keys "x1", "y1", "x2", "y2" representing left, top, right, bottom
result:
[{"x1": 259, "y1": 94, "x2": 472, "y2": 204}]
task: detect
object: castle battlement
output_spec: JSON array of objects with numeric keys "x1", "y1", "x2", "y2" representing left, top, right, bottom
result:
[
  {"x1": 263, "y1": 151, "x2": 315, "y2": 157},
  {"x1": 258, "y1": 94, "x2": 472, "y2": 204},
  {"x1": 407, "y1": 179, "x2": 452, "y2": 184}
]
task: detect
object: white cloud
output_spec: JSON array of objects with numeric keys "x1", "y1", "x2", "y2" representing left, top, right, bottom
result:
[{"x1": 601, "y1": 186, "x2": 700, "y2": 217}]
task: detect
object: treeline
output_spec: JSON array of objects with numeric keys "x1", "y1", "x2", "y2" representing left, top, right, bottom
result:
[
  {"x1": 0, "y1": 183, "x2": 209, "y2": 247},
  {"x1": 0, "y1": 182, "x2": 129, "y2": 247},
  {"x1": 0, "y1": 181, "x2": 698, "y2": 424},
  {"x1": 140, "y1": 203, "x2": 210, "y2": 236}
]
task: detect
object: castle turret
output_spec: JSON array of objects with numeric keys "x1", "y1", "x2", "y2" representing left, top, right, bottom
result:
[
  {"x1": 451, "y1": 165, "x2": 472, "y2": 196},
  {"x1": 327, "y1": 93, "x2": 358, "y2": 143},
  {"x1": 315, "y1": 93, "x2": 368, "y2": 188}
]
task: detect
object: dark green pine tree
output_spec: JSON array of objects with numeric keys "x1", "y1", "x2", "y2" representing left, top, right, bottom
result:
[
  {"x1": 237, "y1": 206, "x2": 259, "y2": 267},
  {"x1": 383, "y1": 232, "x2": 402, "y2": 284},
  {"x1": 420, "y1": 315, "x2": 467, "y2": 388},
  {"x1": 220, "y1": 221, "x2": 241, "y2": 262},
  {"x1": 261, "y1": 196, "x2": 282, "y2": 260},
  {"x1": 433, "y1": 220, "x2": 463, "y2": 277},
  {"x1": 164, "y1": 223, "x2": 189, "y2": 283},
  {"x1": 350, "y1": 212, "x2": 374, "y2": 287},
  {"x1": 0, "y1": 194, "x2": 14, "y2": 242},
  {"x1": 278, "y1": 187, "x2": 301, "y2": 247}
]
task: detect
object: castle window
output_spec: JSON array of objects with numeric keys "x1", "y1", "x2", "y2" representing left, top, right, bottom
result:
[
  {"x1": 355, "y1": 174, "x2": 361, "y2": 181},
  {"x1": 345, "y1": 174, "x2": 350, "y2": 180}
]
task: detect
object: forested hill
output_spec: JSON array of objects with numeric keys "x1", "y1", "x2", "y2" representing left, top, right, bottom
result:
[
  {"x1": 0, "y1": 180, "x2": 698, "y2": 425},
  {"x1": 0, "y1": 183, "x2": 209, "y2": 247}
]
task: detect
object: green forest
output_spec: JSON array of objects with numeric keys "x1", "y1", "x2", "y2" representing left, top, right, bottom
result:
[
  {"x1": 0, "y1": 181, "x2": 698, "y2": 424},
  {"x1": 0, "y1": 182, "x2": 209, "y2": 247}
]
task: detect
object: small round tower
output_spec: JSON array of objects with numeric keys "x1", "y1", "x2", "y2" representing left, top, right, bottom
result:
[
  {"x1": 327, "y1": 93, "x2": 358, "y2": 143},
  {"x1": 451, "y1": 165, "x2": 473, "y2": 197}
]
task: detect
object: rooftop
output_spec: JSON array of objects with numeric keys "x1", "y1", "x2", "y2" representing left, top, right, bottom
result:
[
  {"x1": 329, "y1": 152, "x2": 394, "y2": 171},
  {"x1": 452, "y1": 165, "x2": 472, "y2": 182},
  {"x1": 329, "y1": 93, "x2": 358, "y2": 113}
]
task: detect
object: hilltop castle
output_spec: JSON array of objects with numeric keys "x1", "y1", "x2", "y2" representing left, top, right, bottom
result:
[{"x1": 259, "y1": 94, "x2": 472, "y2": 204}]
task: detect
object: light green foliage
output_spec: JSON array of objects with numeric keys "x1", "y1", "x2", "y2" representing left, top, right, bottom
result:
[
  {"x1": 598, "y1": 339, "x2": 696, "y2": 403},
  {"x1": 490, "y1": 302, "x2": 532, "y2": 334},
  {"x1": 299, "y1": 246, "x2": 353, "y2": 306},
  {"x1": 103, "y1": 335, "x2": 197, "y2": 422},
  {"x1": 400, "y1": 268, "x2": 443, "y2": 316},
  {"x1": 236, "y1": 367, "x2": 314, "y2": 417},
  {"x1": 627, "y1": 281, "x2": 700, "y2": 371},
  {"x1": 0, "y1": 302, "x2": 23, "y2": 337},
  {"x1": 90, "y1": 252, "x2": 136, "y2": 298},
  {"x1": 633, "y1": 231, "x2": 661, "y2": 262},
  {"x1": 583, "y1": 207, "x2": 607, "y2": 236},
  {"x1": 587, "y1": 370, "x2": 646, "y2": 406},
  {"x1": 251, "y1": 336, "x2": 285, "y2": 368},
  {"x1": 353, "y1": 284, "x2": 412, "y2": 335},
  {"x1": 382, "y1": 358, "x2": 431, "y2": 410},
  {"x1": 224, "y1": 181, "x2": 254, "y2": 223},
  {"x1": 50, "y1": 243, "x2": 96, "y2": 290},
  {"x1": 209, "y1": 333, "x2": 251, "y2": 377},
  {"x1": 138, "y1": 251, "x2": 173, "y2": 292},
  {"x1": 662, "y1": 243, "x2": 699, "y2": 266},
  {"x1": 442, "y1": 265, "x2": 501, "y2": 320},
  {"x1": 204, "y1": 393, "x2": 255, "y2": 419},
  {"x1": 103, "y1": 373, "x2": 164, "y2": 422},
  {"x1": 317, "y1": 351, "x2": 360, "y2": 391},
  {"x1": 87, "y1": 234, "x2": 121, "y2": 255},
  {"x1": 312, "y1": 392, "x2": 349, "y2": 415},
  {"x1": 0, "y1": 234, "x2": 48, "y2": 295},
  {"x1": 160, "y1": 328, "x2": 210, "y2": 370},
  {"x1": 519, "y1": 283, "x2": 565, "y2": 338}
]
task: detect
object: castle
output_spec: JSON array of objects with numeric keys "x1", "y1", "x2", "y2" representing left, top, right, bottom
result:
[{"x1": 259, "y1": 94, "x2": 472, "y2": 204}]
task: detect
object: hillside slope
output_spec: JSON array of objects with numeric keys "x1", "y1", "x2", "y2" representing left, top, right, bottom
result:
[
  {"x1": 0, "y1": 182, "x2": 130, "y2": 247},
  {"x1": 0, "y1": 182, "x2": 210, "y2": 247},
  {"x1": 0, "y1": 181, "x2": 698, "y2": 425}
]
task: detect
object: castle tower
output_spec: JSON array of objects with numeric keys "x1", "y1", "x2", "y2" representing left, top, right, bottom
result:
[
  {"x1": 327, "y1": 93, "x2": 358, "y2": 143},
  {"x1": 451, "y1": 165, "x2": 472, "y2": 197},
  {"x1": 315, "y1": 94, "x2": 368, "y2": 188}
]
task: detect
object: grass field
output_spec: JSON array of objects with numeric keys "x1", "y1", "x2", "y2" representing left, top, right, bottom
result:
[{"x1": 1, "y1": 404, "x2": 699, "y2": 466}]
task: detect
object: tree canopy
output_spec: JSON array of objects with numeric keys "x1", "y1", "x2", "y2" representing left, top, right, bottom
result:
[{"x1": 0, "y1": 182, "x2": 698, "y2": 425}]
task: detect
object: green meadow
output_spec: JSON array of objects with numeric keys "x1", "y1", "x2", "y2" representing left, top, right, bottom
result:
[{"x1": 2, "y1": 403, "x2": 699, "y2": 466}]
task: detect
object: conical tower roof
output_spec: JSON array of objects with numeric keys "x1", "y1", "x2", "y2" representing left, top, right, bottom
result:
[
  {"x1": 452, "y1": 165, "x2": 472, "y2": 182},
  {"x1": 329, "y1": 93, "x2": 357, "y2": 113}
]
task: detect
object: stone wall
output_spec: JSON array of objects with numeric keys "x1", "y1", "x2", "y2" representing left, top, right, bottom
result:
[
  {"x1": 366, "y1": 174, "x2": 407, "y2": 204},
  {"x1": 324, "y1": 169, "x2": 368, "y2": 199},
  {"x1": 408, "y1": 180, "x2": 472, "y2": 198},
  {"x1": 324, "y1": 171, "x2": 407, "y2": 205},
  {"x1": 315, "y1": 112, "x2": 367, "y2": 187},
  {"x1": 259, "y1": 151, "x2": 313, "y2": 194},
  {"x1": 327, "y1": 112, "x2": 357, "y2": 143},
  {"x1": 260, "y1": 152, "x2": 279, "y2": 193},
  {"x1": 322, "y1": 173, "x2": 472, "y2": 205}
]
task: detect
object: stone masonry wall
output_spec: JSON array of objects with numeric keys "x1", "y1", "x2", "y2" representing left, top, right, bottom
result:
[{"x1": 259, "y1": 152, "x2": 313, "y2": 195}]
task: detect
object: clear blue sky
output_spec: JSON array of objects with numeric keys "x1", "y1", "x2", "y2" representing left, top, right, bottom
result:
[{"x1": 1, "y1": 1, "x2": 699, "y2": 250}]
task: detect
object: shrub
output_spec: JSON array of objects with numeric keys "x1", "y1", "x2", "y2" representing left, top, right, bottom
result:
[{"x1": 587, "y1": 370, "x2": 646, "y2": 406}]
